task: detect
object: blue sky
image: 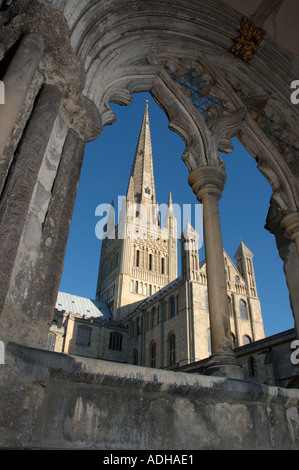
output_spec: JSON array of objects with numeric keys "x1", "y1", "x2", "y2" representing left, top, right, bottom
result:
[{"x1": 59, "y1": 92, "x2": 294, "y2": 337}]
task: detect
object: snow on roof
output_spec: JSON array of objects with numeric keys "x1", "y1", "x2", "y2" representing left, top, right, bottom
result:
[{"x1": 55, "y1": 291, "x2": 112, "y2": 320}]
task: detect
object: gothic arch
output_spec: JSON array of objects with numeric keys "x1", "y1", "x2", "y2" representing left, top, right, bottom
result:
[
  {"x1": 59, "y1": 0, "x2": 299, "y2": 212},
  {"x1": 1, "y1": 0, "x2": 299, "y2": 348}
]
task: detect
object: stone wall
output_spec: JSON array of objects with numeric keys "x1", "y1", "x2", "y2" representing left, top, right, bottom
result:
[{"x1": 0, "y1": 342, "x2": 299, "y2": 450}]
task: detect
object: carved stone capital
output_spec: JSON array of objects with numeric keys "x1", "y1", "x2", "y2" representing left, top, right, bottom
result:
[
  {"x1": 281, "y1": 212, "x2": 299, "y2": 255},
  {"x1": 188, "y1": 165, "x2": 227, "y2": 203}
]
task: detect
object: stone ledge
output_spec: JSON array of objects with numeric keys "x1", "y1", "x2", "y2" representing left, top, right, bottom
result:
[{"x1": 1, "y1": 342, "x2": 299, "y2": 450}]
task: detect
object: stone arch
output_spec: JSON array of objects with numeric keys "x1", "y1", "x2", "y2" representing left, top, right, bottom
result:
[{"x1": 0, "y1": 0, "x2": 299, "y2": 350}]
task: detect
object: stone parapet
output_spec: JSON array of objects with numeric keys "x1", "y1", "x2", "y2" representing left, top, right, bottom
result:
[{"x1": 0, "y1": 343, "x2": 298, "y2": 450}]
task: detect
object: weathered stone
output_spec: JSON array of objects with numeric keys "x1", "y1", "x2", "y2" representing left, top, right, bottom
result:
[{"x1": 0, "y1": 344, "x2": 298, "y2": 450}]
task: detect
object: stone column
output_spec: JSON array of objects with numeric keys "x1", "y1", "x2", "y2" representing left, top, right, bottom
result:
[
  {"x1": 266, "y1": 205, "x2": 299, "y2": 339},
  {"x1": 0, "y1": 85, "x2": 62, "y2": 344},
  {"x1": 21, "y1": 129, "x2": 85, "y2": 346},
  {"x1": 0, "y1": 34, "x2": 45, "y2": 159},
  {"x1": 188, "y1": 165, "x2": 243, "y2": 378}
]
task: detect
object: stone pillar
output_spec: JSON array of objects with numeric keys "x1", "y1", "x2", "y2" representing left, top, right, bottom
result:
[
  {"x1": 0, "y1": 34, "x2": 45, "y2": 159},
  {"x1": 22, "y1": 129, "x2": 85, "y2": 344},
  {"x1": 188, "y1": 165, "x2": 243, "y2": 378},
  {"x1": 266, "y1": 205, "x2": 299, "y2": 339},
  {"x1": 0, "y1": 85, "x2": 62, "y2": 344}
]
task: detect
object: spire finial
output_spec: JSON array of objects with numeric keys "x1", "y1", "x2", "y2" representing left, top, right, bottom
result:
[{"x1": 145, "y1": 99, "x2": 149, "y2": 109}]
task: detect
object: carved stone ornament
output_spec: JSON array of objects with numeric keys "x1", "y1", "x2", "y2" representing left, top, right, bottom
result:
[{"x1": 231, "y1": 16, "x2": 266, "y2": 63}]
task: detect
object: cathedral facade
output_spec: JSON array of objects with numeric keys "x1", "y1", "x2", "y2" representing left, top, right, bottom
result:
[{"x1": 49, "y1": 105, "x2": 265, "y2": 370}]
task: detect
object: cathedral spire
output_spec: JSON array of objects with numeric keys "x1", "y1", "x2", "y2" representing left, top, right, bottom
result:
[{"x1": 126, "y1": 102, "x2": 156, "y2": 204}]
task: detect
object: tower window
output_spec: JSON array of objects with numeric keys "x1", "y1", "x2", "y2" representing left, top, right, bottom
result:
[
  {"x1": 136, "y1": 249, "x2": 140, "y2": 267},
  {"x1": 161, "y1": 257, "x2": 165, "y2": 274},
  {"x1": 207, "y1": 329, "x2": 211, "y2": 356},
  {"x1": 243, "y1": 335, "x2": 251, "y2": 345},
  {"x1": 239, "y1": 300, "x2": 248, "y2": 320},
  {"x1": 145, "y1": 187, "x2": 151, "y2": 195},
  {"x1": 149, "y1": 253, "x2": 152, "y2": 271},
  {"x1": 135, "y1": 281, "x2": 138, "y2": 293}
]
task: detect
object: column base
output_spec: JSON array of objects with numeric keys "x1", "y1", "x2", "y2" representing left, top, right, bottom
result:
[{"x1": 204, "y1": 353, "x2": 244, "y2": 379}]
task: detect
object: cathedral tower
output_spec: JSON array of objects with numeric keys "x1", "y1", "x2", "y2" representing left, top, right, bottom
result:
[{"x1": 96, "y1": 103, "x2": 178, "y2": 320}]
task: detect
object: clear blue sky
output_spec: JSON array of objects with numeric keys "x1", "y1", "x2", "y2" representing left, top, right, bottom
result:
[{"x1": 59, "y1": 92, "x2": 294, "y2": 337}]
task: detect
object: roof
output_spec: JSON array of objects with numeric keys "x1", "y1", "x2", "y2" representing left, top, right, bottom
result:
[{"x1": 55, "y1": 291, "x2": 112, "y2": 320}]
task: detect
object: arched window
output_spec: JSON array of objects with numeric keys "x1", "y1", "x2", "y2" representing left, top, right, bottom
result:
[
  {"x1": 76, "y1": 326, "x2": 91, "y2": 347},
  {"x1": 169, "y1": 333, "x2": 176, "y2": 366},
  {"x1": 109, "y1": 332, "x2": 123, "y2": 351},
  {"x1": 207, "y1": 329, "x2": 211, "y2": 356},
  {"x1": 135, "y1": 280, "x2": 138, "y2": 293},
  {"x1": 148, "y1": 284, "x2": 152, "y2": 296},
  {"x1": 47, "y1": 332, "x2": 56, "y2": 351},
  {"x1": 243, "y1": 335, "x2": 251, "y2": 345},
  {"x1": 239, "y1": 300, "x2": 247, "y2": 320},
  {"x1": 150, "y1": 342, "x2": 156, "y2": 368},
  {"x1": 133, "y1": 349, "x2": 138, "y2": 365},
  {"x1": 136, "y1": 249, "x2": 140, "y2": 267},
  {"x1": 152, "y1": 307, "x2": 156, "y2": 327},
  {"x1": 170, "y1": 297, "x2": 175, "y2": 317},
  {"x1": 136, "y1": 317, "x2": 141, "y2": 336},
  {"x1": 206, "y1": 291, "x2": 209, "y2": 311},
  {"x1": 161, "y1": 257, "x2": 165, "y2": 274},
  {"x1": 248, "y1": 356, "x2": 257, "y2": 377},
  {"x1": 228, "y1": 296, "x2": 233, "y2": 316},
  {"x1": 149, "y1": 253, "x2": 152, "y2": 271}
]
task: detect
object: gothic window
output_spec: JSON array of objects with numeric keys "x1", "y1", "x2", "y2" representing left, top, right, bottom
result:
[
  {"x1": 150, "y1": 342, "x2": 156, "y2": 368},
  {"x1": 145, "y1": 187, "x2": 151, "y2": 195},
  {"x1": 248, "y1": 356, "x2": 257, "y2": 377},
  {"x1": 135, "y1": 281, "x2": 138, "y2": 293},
  {"x1": 243, "y1": 335, "x2": 251, "y2": 345},
  {"x1": 239, "y1": 300, "x2": 248, "y2": 320},
  {"x1": 231, "y1": 333, "x2": 236, "y2": 349},
  {"x1": 136, "y1": 249, "x2": 140, "y2": 267},
  {"x1": 169, "y1": 333, "x2": 176, "y2": 367},
  {"x1": 149, "y1": 253, "x2": 152, "y2": 271},
  {"x1": 148, "y1": 284, "x2": 152, "y2": 296},
  {"x1": 47, "y1": 333, "x2": 56, "y2": 351},
  {"x1": 207, "y1": 329, "x2": 211, "y2": 356},
  {"x1": 161, "y1": 257, "x2": 165, "y2": 274},
  {"x1": 206, "y1": 291, "x2": 209, "y2": 311},
  {"x1": 235, "y1": 275, "x2": 240, "y2": 284},
  {"x1": 152, "y1": 307, "x2": 156, "y2": 327},
  {"x1": 228, "y1": 296, "x2": 233, "y2": 316},
  {"x1": 76, "y1": 326, "x2": 91, "y2": 347},
  {"x1": 136, "y1": 317, "x2": 141, "y2": 336},
  {"x1": 133, "y1": 349, "x2": 138, "y2": 365},
  {"x1": 170, "y1": 297, "x2": 176, "y2": 317}
]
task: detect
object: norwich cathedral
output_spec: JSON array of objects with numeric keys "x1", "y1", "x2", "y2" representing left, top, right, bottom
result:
[
  {"x1": 0, "y1": 0, "x2": 299, "y2": 450},
  {"x1": 50, "y1": 104, "x2": 265, "y2": 372}
]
